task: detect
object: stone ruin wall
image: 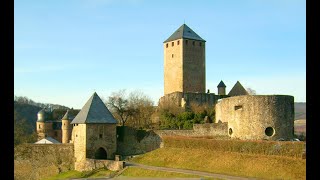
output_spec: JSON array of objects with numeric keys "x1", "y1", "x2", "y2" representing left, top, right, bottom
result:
[{"x1": 216, "y1": 95, "x2": 294, "y2": 140}]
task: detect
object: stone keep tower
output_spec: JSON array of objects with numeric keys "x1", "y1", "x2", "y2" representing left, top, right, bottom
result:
[
  {"x1": 71, "y1": 92, "x2": 118, "y2": 171},
  {"x1": 61, "y1": 110, "x2": 73, "y2": 143},
  {"x1": 164, "y1": 24, "x2": 206, "y2": 95}
]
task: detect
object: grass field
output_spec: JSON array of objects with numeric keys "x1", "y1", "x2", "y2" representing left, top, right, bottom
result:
[
  {"x1": 120, "y1": 166, "x2": 222, "y2": 180},
  {"x1": 131, "y1": 147, "x2": 306, "y2": 180},
  {"x1": 162, "y1": 136, "x2": 305, "y2": 158},
  {"x1": 43, "y1": 168, "x2": 113, "y2": 180}
]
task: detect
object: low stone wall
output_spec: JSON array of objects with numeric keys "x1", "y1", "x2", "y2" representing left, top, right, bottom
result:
[
  {"x1": 14, "y1": 143, "x2": 74, "y2": 180},
  {"x1": 154, "y1": 130, "x2": 195, "y2": 137},
  {"x1": 193, "y1": 122, "x2": 228, "y2": 136},
  {"x1": 117, "y1": 123, "x2": 228, "y2": 156},
  {"x1": 155, "y1": 123, "x2": 228, "y2": 137},
  {"x1": 75, "y1": 158, "x2": 124, "y2": 171},
  {"x1": 117, "y1": 127, "x2": 162, "y2": 156}
]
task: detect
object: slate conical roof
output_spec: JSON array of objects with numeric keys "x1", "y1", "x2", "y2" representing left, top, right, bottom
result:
[
  {"x1": 164, "y1": 24, "x2": 206, "y2": 43},
  {"x1": 62, "y1": 110, "x2": 71, "y2": 120},
  {"x1": 71, "y1": 92, "x2": 117, "y2": 124},
  {"x1": 217, "y1": 80, "x2": 226, "y2": 87},
  {"x1": 228, "y1": 81, "x2": 249, "y2": 96}
]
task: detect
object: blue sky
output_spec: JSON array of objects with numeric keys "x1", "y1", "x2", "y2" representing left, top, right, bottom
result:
[{"x1": 14, "y1": 0, "x2": 306, "y2": 109}]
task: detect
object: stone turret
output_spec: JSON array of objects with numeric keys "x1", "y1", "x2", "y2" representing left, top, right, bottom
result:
[
  {"x1": 36, "y1": 109, "x2": 46, "y2": 140},
  {"x1": 61, "y1": 110, "x2": 73, "y2": 143},
  {"x1": 217, "y1": 80, "x2": 226, "y2": 95}
]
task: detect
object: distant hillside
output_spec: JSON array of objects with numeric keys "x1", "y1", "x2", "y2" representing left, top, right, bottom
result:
[
  {"x1": 14, "y1": 101, "x2": 42, "y2": 131},
  {"x1": 295, "y1": 102, "x2": 306, "y2": 120}
]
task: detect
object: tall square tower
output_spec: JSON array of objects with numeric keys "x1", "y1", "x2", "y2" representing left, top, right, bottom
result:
[{"x1": 164, "y1": 24, "x2": 206, "y2": 95}]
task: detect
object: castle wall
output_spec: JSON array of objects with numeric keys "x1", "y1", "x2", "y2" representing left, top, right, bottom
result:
[
  {"x1": 86, "y1": 124, "x2": 117, "y2": 160},
  {"x1": 77, "y1": 159, "x2": 124, "y2": 171},
  {"x1": 14, "y1": 144, "x2": 74, "y2": 180},
  {"x1": 71, "y1": 124, "x2": 87, "y2": 170},
  {"x1": 117, "y1": 126, "x2": 162, "y2": 156},
  {"x1": 182, "y1": 39, "x2": 205, "y2": 93},
  {"x1": 164, "y1": 39, "x2": 183, "y2": 95},
  {"x1": 158, "y1": 91, "x2": 227, "y2": 109},
  {"x1": 215, "y1": 95, "x2": 294, "y2": 140},
  {"x1": 154, "y1": 122, "x2": 228, "y2": 137}
]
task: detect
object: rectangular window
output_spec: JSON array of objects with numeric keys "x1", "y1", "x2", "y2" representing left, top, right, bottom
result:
[
  {"x1": 99, "y1": 134, "x2": 103, "y2": 139},
  {"x1": 172, "y1": 42, "x2": 174, "y2": 46},
  {"x1": 234, "y1": 105, "x2": 243, "y2": 110},
  {"x1": 166, "y1": 43, "x2": 168, "y2": 48},
  {"x1": 172, "y1": 54, "x2": 174, "y2": 58},
  {"x1": 39, "y1": 125, "x2": 41, "y2": 129},
  {"x1": 186, "y1": 40, "x2": 188, "y2": 45},
  {"x1": 177, "y1": 40, "x2": 180, "y2": 45}
]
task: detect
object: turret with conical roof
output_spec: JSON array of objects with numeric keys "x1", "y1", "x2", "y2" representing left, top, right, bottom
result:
[
  {"x1": 217, "y1": 80, "x2": 226, "y2": 95},
  {"x1": 62, "y1": 110, "x2": 73, "y2": 143},
  {"x1": 164, "y1": 24, "x2": 206, "y2": 95}
]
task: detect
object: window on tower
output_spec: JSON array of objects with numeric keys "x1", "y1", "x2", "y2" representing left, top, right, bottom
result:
[
  {"x1": 172, "y1": 42, "x2": 174, "y2": 46},
  {"x1": 193, "y1": 41, "x2": 195, "y2": 46},
  {"x1": 172, "y1": 54, "x2": 174, "y2": 58},
  {"x1": 166, "y1": 43, "x2": 168, "y2": 48},
  {"x1": 186, "y1": 40, "x2": 188, "y2": 45},
  {"x1": 177, "y1": 40, "x2": 180, "y2": 45}
]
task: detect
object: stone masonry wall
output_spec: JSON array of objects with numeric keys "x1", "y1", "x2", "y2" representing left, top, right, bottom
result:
[
  {"x1": 182, "y1": 39, "x2": 205, "y2": 93},
  {"x1": 14, "y1": 144, "x2": 74, "y2": 180},
  {"x1": 86, "y1": 124, "x2": 117, "y2": 160},
  {"x1": 117, "y1": 127, "x2": 162, "y2": 156},
  {"x1": 164, "y1": 39, "x2": 183, "y2": 95},
  {"x1": 158, "y1": 91, "x2": 228, "y2": 109},
  {"x1": 78, "y1": 159, "x2": 124, "y2": 171},
  {"x1": 216, "y1": 95, "x2": 294, "y2": 140}
]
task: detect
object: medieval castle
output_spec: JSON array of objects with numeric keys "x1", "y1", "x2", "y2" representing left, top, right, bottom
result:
[{"x1": 35, "y1": 24, "x2": 295, "y2": 171}]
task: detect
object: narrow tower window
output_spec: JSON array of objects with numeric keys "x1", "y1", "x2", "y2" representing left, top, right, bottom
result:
[
  {"x1": 172, "y1": 54, "x2": 174, "y2": 58},
  {"x1": 177, "y1": 40, "x2": 180, "y2": 45},
  {"x1": 166, "y1": 43, "x2": 168, "y2": 48},
  {"x1": 172, "y1": 42, "x2": 174, "y2": 46},
  {"x1": 186, "y1": 40, "x2": 188, "y2": 45}
]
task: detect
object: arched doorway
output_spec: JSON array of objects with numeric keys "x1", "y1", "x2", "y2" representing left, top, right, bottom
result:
[{"x1": 94, "y1": 147, "x2": 108, "y2": 159}]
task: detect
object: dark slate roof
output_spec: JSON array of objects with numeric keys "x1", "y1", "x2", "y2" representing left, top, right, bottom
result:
[
  {"x1": 164, "y1": 24, "x2": 206, "y2": 43},
  {"x1": 71, "y1": 92, "x2": 117, "y2": 124},
  {"x1": 217, "y1": 80, "x2": 226, "y2": 87},
  {"x1": 228, "y1": 81, "x2": 249, "y2": 96},
  {"x1": 62, "y1": 110, "x2": 72, "y2": 120}
]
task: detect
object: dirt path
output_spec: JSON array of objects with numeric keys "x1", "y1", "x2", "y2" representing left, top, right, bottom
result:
[{"x1": 124, "y1": 162, "x2": 257, "y2": 180}]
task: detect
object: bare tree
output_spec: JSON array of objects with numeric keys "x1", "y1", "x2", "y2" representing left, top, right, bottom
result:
[
  {"x1": 246, "y1": 88, "x2": 257, "y2": 95},
  {"x1": 106, "y1": 90, "x2": 134, "y2": 126},
  {"x1": 127, "y1": 90, "x2": 154, "y2": 128},
  {"x1": 105, "y1": 89, "x2": 154, "y2": 128}
]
